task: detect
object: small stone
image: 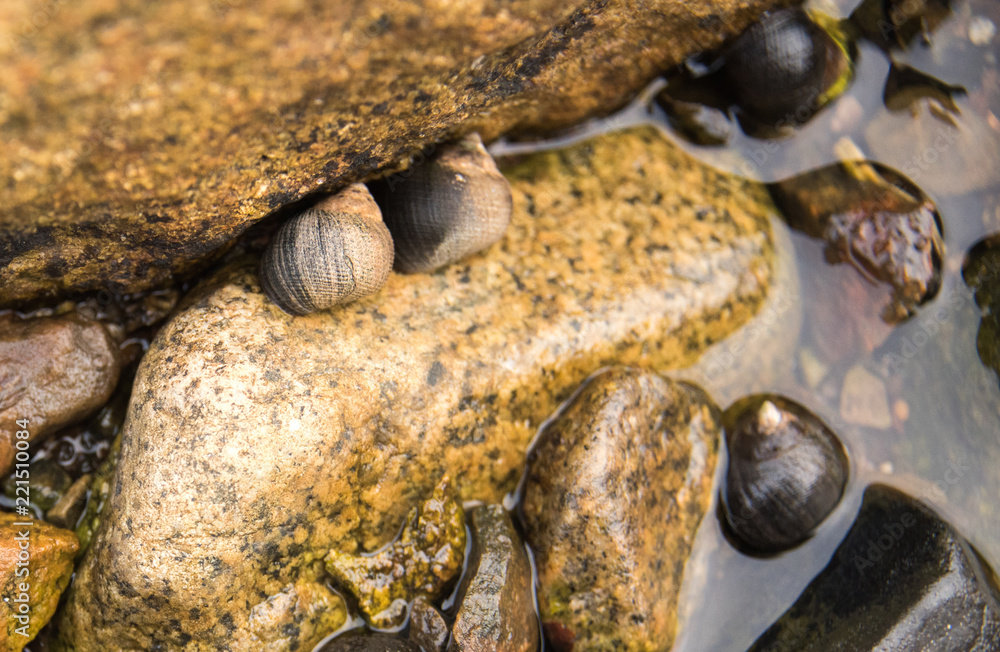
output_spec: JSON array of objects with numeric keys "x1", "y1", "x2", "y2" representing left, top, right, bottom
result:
[
  {"x1": 326, "y1": 479, "x2": 466, "y2": 630},
  {"x1": 521, "y1": 367, "x2": 720, "y2": 651},
  {"x1": 799, "y1": 348, "x2": 828, "y2": 388},
  {"x1": 46, "y1": 473, "x2": 93, "y2": 530},
  {"x1": 0, "y1": 312, "x2": 121, "y2": 476},
  {"x1": 407, "y1": 598, "x2": 449, "y2": 652},
  {"x1": 970, "y1": 16, "x2": 997, "y2": 46},
  {"x1": 892, "y1": 399, "x2": 910, "y2": 423},
  {"x1": 749, "y1": 484, "x2": 1000, "y2": 651},
  {"x1": 3, "y1": 458, "x2": 72, "y2": 513},
  {"x1": 878, "y1": 461, "x2": 894, "y2": 475},
  {"x1": 318, "y1": 635, "x2": 424, "y2": 652},
  {"x1": 0, "y1": 513, "x2": 79, "y2": 648},
  {"x1": 449, "y1": 505, "x2": 538, "y2": 652},
  {"x1": 840, "y1": 364, "x2": 892, "y2": 429}
]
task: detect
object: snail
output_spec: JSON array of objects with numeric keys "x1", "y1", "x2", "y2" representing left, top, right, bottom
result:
[
  {"x1": 722, "y1": 8, "x2": 854, "y2": 126},
  {"x1": 369, "y1": 132, "x2": 512, "y2": 274},
  {"x1": 721, "y1": 395, "x2": 849, "y2": 554},
  {"x1": 259, "y1": 183, "x2": 394, "y2": 315}
]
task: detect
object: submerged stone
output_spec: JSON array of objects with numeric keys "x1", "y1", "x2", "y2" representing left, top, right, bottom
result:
[
  {"x1": 57, "y1": 126, "x2": 775, "y2": 651},
  {"x1": 521, "y1": 367, "x2": 720, "y2": 651},
  {"x1": 749, "y1": 484, "x2": 1000, "y2": 651}
]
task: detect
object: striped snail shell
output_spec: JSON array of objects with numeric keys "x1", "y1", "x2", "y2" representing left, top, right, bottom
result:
[
  {"x1": 369, "y1": 132, "x2": 512, "y2": 274},
  {"x1": 259, "y1": 183, "x2": 394, "y2": 315}
]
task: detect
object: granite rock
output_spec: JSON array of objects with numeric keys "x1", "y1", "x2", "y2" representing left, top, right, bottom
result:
[
  {"x1": 449, "y1": 505, "x2": 538, "y2": 652},
  {"x1": 57, "y1": 126, "x2": 775, "y2": 651},
  {"x1": 0, "y1": 513, "x2": 79, "y2": 648},
  {"x1": 0, "y1": 312, "x2": 120, "y2": 477},
  {"x1": 520, "y1": 367, "x2": 721, "y2": 651},
  {"x1": 0, "y1": 0, "x2": 784, "y2": 307},
  {"x1": 749, "y1": 484, "x2": 1000, "y2": 651},
  {"x1": 407, "y1": 598, "x2": 449, "y2": 652}
]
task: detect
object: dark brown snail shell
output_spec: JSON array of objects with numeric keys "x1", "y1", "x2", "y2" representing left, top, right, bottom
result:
[
  {"x1": 259, "y1": 183, "x2": 394, "y2": 315},
  {"x1": 369, "y1": 132, "x2": 512, "y2": 274},
  {"x1": 723, "y1": 8, "x2": 853, "y2": 124},
  {"x1": 722, "y1": 395, "x2": 849, "y2": 554}
]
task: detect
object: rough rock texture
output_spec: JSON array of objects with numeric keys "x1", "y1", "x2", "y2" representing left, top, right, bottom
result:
[
  {"x1": 317, "y1": 636, "x2": 423, "y2": 652},
  {"x1": 521, "y1": 367, "x2": 721, "y2": 652},
  {"x1": 58, "y1": 126, "x2": 775, "y2": 651},
  {"x1": 750, "y1": 484, "x2": 1000, "y2": 651},
  {"x1": 0, "y1": 0, "x2": 785, "y2": 307},
  {"x1": 325, "y1": 479, "x2": 466, "y2": 629},
  {"x1": 449, "y1": 505, "x2": 538, "y2": 652},
  {"x1": 407, "y1": 598, "x2": 449, "y2": 652},
  {"x1": 0, "y1": 513, "x2": 79, "y2": 649},
  {"x1": 0, "y1": 312, "x2": 120, "y2": 476}
]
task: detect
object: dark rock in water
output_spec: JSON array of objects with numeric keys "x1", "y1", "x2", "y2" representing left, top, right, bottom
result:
[
  {"x1": 721, "y1": 395, "x2": 848, "y2": 554},
  {"x1": 521, "y1": 367, "x2": 720, "y2": 652},
  {"x1": 749, "y1": 484, "x2": 1000, "y2": 652},
  {"x1": 407, "y1": 598, "x2": 449, "y2": 652},
  {"x1": 770, "y1": 160, "x2": 943, "y2": 323},
  {"x1": 850, "y1": 0, "x2": 954, "y2": 50},
  {"x1": 0, "y1": 0, "x2": 786, "y2": 307},
  {"x1": 964, "y1": 236, "x2": 1000, "y2": 387},
  {"x1": 318, "y1": 635, "x2": 423, "y2": 652},
  {"x1": 0, "y1": 312, "x2": 121, "y2": 477},
  {"x1": 449, "y1": 505, "x2": 538, "y2": 652},
  {"x1": 3, "y1": 458, "x2": 72, "y2": 514}
]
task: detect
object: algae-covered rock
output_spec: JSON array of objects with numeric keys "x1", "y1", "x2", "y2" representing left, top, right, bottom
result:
[
  {"x1": 0, "y1": 513, "x2": 79, "y2": 649},
  {"x1": 449, "y1": 505, "x2": 538, "y2": 652},
  {"x1": 326, "y1": 479, "x2": 466, "y2": 630},
  {"x1": 0, "y1": 0, "x2": 784, "y2": 307},
  {"x1": 58, "y1": 126, "x2": 776, "y2": 651},
  {"x1": 521, "y1": 367, "x2": 721, "y2": 651}
]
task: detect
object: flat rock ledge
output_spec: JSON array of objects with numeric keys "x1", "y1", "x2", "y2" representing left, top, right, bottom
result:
[{"x1": 57, "y1": 126, "x2": 777, "y2": 651}]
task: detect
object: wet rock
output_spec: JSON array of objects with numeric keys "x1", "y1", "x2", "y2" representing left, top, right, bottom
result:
[
  {"x1": 58, "y1": 126, "x2": 775, "y2": 651},
  {"x1": 0, "y1": 0, "x2": 785, "y2": 307},
  {"x1": 326, "y1": 479, "x2": 466, "y2": 630},
  {"x1": 449, "y1": 505, "x2": 537, "y2": 652},
  {"x1": 3, "y1": 458, "x2": 72, "y2": 514},
  {"x1": 769, "y1": 160, "x2": 943, "y2": 323},
  {"x1": 749, "y1": 484, "x2": 1000, "y2": 651},
  {"x1": 46, "y1": 473, "x2": 93, "y2": 530},
  {"x1": 521, "y1": 367, "x2": 720, "y2": 651},
  {"x1": 318, "y1": 634, "x2": 424, "y2": 652},
  {"x1": 964, "y1": 236, "x2": 1000, "y2": 386},
  {"x1": 407, "y1": 598, "x2": 449, "y2": 652},
  {"x1": 839, "y1": 364, "x2": 892, "y2": 429},
  {"x1": 0, "y1": 312, "x2": 121, "y2": 477},
  {"x1": 0, "y1": 513, "x2": 79, "y2": 648}
]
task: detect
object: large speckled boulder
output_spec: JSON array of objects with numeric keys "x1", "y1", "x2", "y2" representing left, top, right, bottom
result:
[
  {"x1": 57, "y1": 126, "x2": 776, "y2": 651},
  {"x1": 0, "y1": 313, "x2": 120, "y2": 476},
  {"x1": 0, "y1": 513, "x2": 79, "y2": 649},
  {"x1": 0, "y1": 0, "x2": 784, "y2": 307},
  {"x1": 520, "y1": 367, "x2": 720, "y2": 651}
]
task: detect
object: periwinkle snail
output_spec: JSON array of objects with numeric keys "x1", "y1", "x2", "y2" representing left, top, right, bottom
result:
[
  {"x1": 369, "y1": 132, "x2": 512, "y2": 274},
  {"x1": 721, "y1": 395, "x2": 849, "y2": 554},
  {"x1": 723, "y1": 8, "x2": 854, "y2": 126},
  {"x1": 259, "y1": 183, "x2": 394, "y2": 315}
]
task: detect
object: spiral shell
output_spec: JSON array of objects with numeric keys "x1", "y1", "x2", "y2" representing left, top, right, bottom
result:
[
  {"x1": 722, "y1": 395, "x2": 849, "y2": 554},
  {"x1": 259, "y1": 183, "x2": 394, "y2": 315},
  {"x1": 724, "y1": 8, "x2": 853, "y2": 123},
  {"x1": 370, "y1": 132, "x2": 512, "y2": 274}
]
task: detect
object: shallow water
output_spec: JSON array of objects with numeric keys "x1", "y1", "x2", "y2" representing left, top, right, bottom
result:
[{"x1": 497, "y1": 0, "x2": 1000, "y2": 648}]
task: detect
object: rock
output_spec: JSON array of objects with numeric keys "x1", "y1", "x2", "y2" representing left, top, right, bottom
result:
[
  {"x1": 326, "y1": 479, "x2": 466, "y2": 630},
  {"x1": 0, "y1": 0, "x2": 785, "y2": 307},
  {"x1": 3, "y1": 458, "x2": 72, "y2": 514},
  {"x1": 749, "y1": 484, "x2": 1000, "y2": 651},
  {"x1": 318, "y1": 635, "x2": 424, "y2": 652},
  {"x1": 0, "y1": 513, "x2": 79, "y2": 648},
  {"x1": 0, "y1": 312, "x2": 121, "y2": 477},
  {"x1": 520, "y1": 367, "x2": 720, "y2": 652},
  {"x1": 840, "y1": 364, "x2": 892, "y2": 429},
  {"x1": 58, "y1": 126, "x2": 775, "y2": 651},
  {"x1": 964, "y1": 236, "x2": 1000, "y2": 386},
  {"x1": 46, "y1": 473, "x2": 93, "y2": 530},
  {"x1": 449, "y1": 505, "x2": 537, "y2": 652},
  {"x1": 407, "y1": 598, "x2": 449, "y2": 652}
]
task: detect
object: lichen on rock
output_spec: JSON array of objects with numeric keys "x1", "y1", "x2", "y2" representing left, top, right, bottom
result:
[{"x1": 325, "y1": 478, "x2": 466, "y2": 630}]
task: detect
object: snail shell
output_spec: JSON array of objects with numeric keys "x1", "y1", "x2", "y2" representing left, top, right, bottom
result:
[
  {"x1": 723, "y1": 8, "x2": 853, "y2": 123},
  {"x1": 722, "y1": 395, "x2": 849, "y2": 554},
  {"x1": 259, "y1": 183, "x2": 394, "y2": 315},
  {"x1": 369, "y1": 132, "x2": 512, "y2": 274}
]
